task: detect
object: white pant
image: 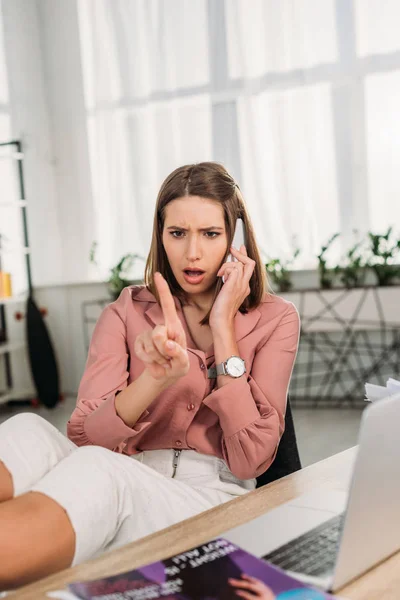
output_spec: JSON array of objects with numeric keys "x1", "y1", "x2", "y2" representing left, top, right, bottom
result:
[{"x1": 0, "y1": 413, "x2": 255, "y2": 566}]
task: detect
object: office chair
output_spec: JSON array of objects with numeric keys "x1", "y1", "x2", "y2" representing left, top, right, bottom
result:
[{"x1": 256, "y1": 398, "x2": 301, "y2": 488}]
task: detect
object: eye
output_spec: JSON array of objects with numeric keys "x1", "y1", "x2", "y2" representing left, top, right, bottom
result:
[{"x1": 169, "y1": 231, "x2": 221, "y2": 239}]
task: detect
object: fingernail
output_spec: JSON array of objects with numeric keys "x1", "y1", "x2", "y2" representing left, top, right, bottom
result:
[{"x1": 166, "y1": 340, "x2": 175, "y2": 349}]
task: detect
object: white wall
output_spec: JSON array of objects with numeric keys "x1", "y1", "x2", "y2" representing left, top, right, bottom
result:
[
  {"x1": 3, "y1": 280, "x2": 109, "y2": 397},
  {"x1": 2, "y1": 0, "x2": 93, "y2": 288},
  {"x1": 1, "y1": 0, "x2": 99, "y2": 400},
  {"x1": 2, "y1": 0, "x2": 64, "y2": 285},
  {"x1": 36, "y1": 0, "x2": 94, "y2": 285}
]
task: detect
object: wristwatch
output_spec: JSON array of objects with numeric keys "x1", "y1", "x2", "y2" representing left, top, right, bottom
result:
[{"x1": 207, "y1": 355, "x2": 246, "y2": 379}]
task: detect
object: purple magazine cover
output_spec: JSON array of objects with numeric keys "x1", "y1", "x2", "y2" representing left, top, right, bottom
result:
[{"x1": 69, "y1": 538, "x2": 338, "y2": 600}]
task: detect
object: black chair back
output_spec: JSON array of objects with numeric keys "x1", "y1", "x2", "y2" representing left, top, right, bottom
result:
[{"x1": 256, "y1": 399, "x2": 301, "y2": 488}]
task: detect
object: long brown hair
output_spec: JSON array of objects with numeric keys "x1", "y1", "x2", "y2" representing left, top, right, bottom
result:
[{"x1": 144, "y1": 162, "x2": 270, "y2": 326}]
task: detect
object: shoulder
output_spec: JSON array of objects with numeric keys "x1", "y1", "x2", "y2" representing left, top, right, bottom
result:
[
  {"x1": 257, "y1": 292, "x2": 299, "y2": 321},
  {"x1": 129, "y1": 285, "x2": 157, "y2": 303},
  {"x1": 109, "y1": 285, "x2": 156, "y2": 311},
  {"x1": 248, "y1": 293, "x2": 300, "y2": 347},
  {"x1": 97, "y1": 285, "x2": 155, "y2": 323}
]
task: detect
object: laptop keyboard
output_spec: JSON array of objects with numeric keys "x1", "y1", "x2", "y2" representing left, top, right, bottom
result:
[{"x1": 263, "y1": 513, "x2": 344, "y2": 577}]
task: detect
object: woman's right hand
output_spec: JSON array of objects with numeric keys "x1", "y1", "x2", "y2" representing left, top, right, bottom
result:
[{"x1": 134, "y1": 272, "x2": 190, "y2": 385}]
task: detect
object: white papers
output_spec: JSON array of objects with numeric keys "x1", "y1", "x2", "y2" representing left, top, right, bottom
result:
[
  {"x1": 365, "y1": 377, "x2": 400, "y2": 402},
  {"x1": 387, "y1": 378, "x2": 400, "y2": 395}
]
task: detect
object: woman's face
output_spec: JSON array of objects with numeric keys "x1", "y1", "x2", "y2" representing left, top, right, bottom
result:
[{"x1": 162, "y1": 196, "x2": 228, "y2": 304}]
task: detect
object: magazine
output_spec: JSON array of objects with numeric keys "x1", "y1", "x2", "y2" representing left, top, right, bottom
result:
[{"x1": 49, "y1": 538, "x2": 339, "y2": 600}]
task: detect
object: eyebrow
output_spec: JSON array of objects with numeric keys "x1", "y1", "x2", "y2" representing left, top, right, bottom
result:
[{"x1": 166, "y1": 226, "x2": 224, "y2": 231}]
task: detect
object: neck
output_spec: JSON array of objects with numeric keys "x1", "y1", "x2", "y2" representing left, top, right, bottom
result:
[{"x1": 183, "y1": 293, "x2": 213, "y2": 314}]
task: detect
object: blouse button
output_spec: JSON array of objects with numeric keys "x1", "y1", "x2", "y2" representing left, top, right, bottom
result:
[
  {"x1": 175, "y1": 440, "x2": 182, "y2": 447},
  {"x1": 200, "y1": 364, "x2": 205, "y2": 370},
  {"x1": 187, "y1": 403, "x2": 195, "y2": 411}
]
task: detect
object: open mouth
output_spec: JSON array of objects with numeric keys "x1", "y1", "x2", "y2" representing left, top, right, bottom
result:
[
  {"x1": 182, "y1": 269, "x2": 206, "y2": 284},
  {"x1": 183, "y1": 269, "x2": 205, "y2": 276}
]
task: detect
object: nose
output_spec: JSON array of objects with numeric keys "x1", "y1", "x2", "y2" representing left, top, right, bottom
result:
[{"x1": 186, "y1": 234, "x2": 202, "y2": 262}]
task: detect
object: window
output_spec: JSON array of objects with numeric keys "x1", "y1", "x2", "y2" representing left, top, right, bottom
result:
[{"x1": 77, "y1": 0, "x2": 400, "y2": 275}]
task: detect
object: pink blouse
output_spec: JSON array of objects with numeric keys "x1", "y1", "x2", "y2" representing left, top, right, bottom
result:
[{"x1": 67, "y1": 285, "x2": 300, "y2": 479}]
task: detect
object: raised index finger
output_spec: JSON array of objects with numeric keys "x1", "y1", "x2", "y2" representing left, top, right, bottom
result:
[{"x1": 154, "y1": 272, "x2": 179, "y2": 332}]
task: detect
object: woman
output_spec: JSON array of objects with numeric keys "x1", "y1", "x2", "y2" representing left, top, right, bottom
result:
[{"x1": 0, "y1": 162, "x2": 300, "y2": 590}]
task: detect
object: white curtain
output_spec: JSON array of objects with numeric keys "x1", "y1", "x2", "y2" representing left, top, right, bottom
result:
[
  {"x1": 236, "y1": 84, "x2": 340, "y2": 264},
  {"x1": 85, "y1": 96, "x2": 212, "y2": 276},
  {"x1": 225, "y1": 0, "x2": 338, "y2": 76},
  {"x1": 78, "y1": 0, "x2": 212, "y2": 278},
  {"x1": 364, "y1": 70, "x2": 400, "y2": 233},
  {"x1": 77, "y1": 0, "x2": 400, "y2": 276}
]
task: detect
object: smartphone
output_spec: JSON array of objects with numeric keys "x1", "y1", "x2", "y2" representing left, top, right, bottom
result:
[{"x1": 222, "y1": 218, "x2": 246, "y2": 283}]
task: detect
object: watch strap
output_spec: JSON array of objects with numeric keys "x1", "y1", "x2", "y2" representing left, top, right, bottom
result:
[{"x1": 207, "y1": 363, "x2": 226, "y2": 379}]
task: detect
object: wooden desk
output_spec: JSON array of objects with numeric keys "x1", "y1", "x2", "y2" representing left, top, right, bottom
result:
[{"x1": 12, "y1": 447, "x2": 400, "y2": 599}]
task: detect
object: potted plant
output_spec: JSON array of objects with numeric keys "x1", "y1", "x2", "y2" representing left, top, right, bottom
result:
[
  {"x1": 317, "y1": 233, "x2": 340, "y2": 289},
  {"x1": 90, "y1": 242, "x2": 146, "y2": 300},
  {"x1": 265, "y1": 248, "x2": 300, "y2": 293},
  {"x1": 366, "y1": 227, "x2": 400, "y2": 286},
  {"x1": 334, "y1": 232, "x2": 368, "y2": 289}
]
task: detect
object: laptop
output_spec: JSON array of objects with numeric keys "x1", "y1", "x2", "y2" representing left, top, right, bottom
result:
[{"x1": 223, "y1": 392, "x2": 400, "y2": 592}]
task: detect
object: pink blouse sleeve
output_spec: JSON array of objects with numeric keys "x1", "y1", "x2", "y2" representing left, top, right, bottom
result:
[
  {"x1": 67, "y1": 289, "x2": 150, "y2": 449},
  {"x1": 203, "y1": 303, "x2": 300, "y2": 479}
]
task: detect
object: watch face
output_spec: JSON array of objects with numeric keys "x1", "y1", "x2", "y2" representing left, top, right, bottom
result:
[{"x1": 226, "y1": 356, "x2": 245, "y2": 377}]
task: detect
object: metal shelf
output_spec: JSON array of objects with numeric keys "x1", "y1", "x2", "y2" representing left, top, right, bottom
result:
[
  {"x1": 0, "y1": 201, "x2": 28, "y2": 208},
  {"x1": 0, "y1": 388, "x2": 34, "y2": 405},
  {"x1": 0, "y1": 292, "x2": 28, "y2": 306},
  {"x1": 288, "y1": 287, "x2": 400, "y2": 407},
  {"x1": 0, "y1": 341, "x2": 26, "y2": 356},
  {"x1": 0, "y1": 140, "x2": 33, "y2": 406},
  {"x1": 0, "y1": 152, "x2": 24, "y2": 161},
  {"x1": 0, "y1": 247, "x2": 30, "y2": 255}
]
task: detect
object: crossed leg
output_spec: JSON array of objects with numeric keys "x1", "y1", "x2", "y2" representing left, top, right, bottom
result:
[
  {"x1": 0, "y1": 490, "x2": 75, "y2": 590},
  {"x1": 0, "y1": 460, "x2": 13, "y2": 502}
]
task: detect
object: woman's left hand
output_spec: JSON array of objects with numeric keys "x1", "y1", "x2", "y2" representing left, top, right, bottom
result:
[{"x1": 209, "y1": 244, "x2": 256, "y2": 330}]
